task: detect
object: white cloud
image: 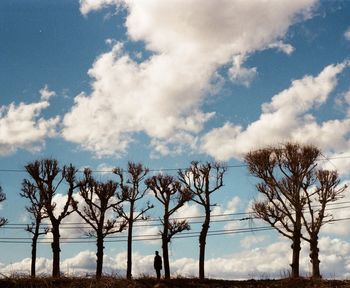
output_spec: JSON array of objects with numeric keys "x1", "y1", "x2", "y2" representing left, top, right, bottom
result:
[
  {"x1": 62, "y1": 250, "x2": 99, "y2": 274},
  {"x1": 134, "y1": 225, "x2": 161, "y2": 246},
  {"x1": 79, "y1": 0, "x2": 122, "y2": 16},
  {"x1": 3, "y1": 235, "x2": 350, "y2": 278},
  {"x1": 172, "y1": 202, "x2": 201, "y2": 220},
  {"x1": 344, "y1": 27, "x2": 350, "y2": 41},
  {"x1": 42, "y1": 193, "x2": 88, "y2": 240},
  {"x1": 212, "y1": 196, "x2": 241, "y2": 216},
  {"x1": 43, "y1": 192, "x2": 124, "y2": 240},
  {"x1": 240, "y1": 235, "x2": 268, "y2": 249},
  {"x1": 96, "y1": 163, "x2": 115, "y2": 173},
  {"x1": 0, "y1": 257, "x2": 51, "y2": 276},
  {"x1": 39, "y1": 85, "x2": 56, "y2": 101},
  {"x1": 0, "y1": 96, "x2": 59, "y2": 156},
  {"x1": 201, "y1": 61, "x2": 350, "y2": 161},
  {"x1": 268, "y1": 41, "x2": 295, "y2": 55},
  {"x1": 345, "y1": 90, "x2": 350, "y2": 115},
  {"x1": 64, "y1": 0, "x2": 317, "y2": 157},
  {"x1": 228, "y1": 54, "x2": 257, "y2": 87}
]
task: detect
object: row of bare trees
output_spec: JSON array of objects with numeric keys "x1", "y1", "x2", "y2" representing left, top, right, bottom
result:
[
  {"x1": 0, "y1": 142, "x2": 346, "y2": 280},
  {"x1": 19, "y1": 159, "x2": 226, "y2": 279},
  {"x1": 245, "y1": 143, "x2": 347, "y2": 279}
]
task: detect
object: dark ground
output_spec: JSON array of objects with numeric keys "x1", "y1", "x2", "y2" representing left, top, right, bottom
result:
[{"x1": 0, "y1": 278, "x2": 349, "y2": 288}]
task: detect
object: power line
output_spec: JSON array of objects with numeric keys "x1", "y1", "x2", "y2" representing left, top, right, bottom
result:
[
  {"x1": 3, "y1": 201, "x2": 350, "y2": 231},
  {"x1": 1, "y1": 155, "x2": 350, "y2": 174},
  {"x1": 1, "y1": 216, "x2": 350, "y2": 245}
]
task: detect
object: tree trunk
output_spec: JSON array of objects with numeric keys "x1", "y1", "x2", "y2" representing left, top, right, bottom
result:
[
  {"x1": 126, "y1": 203, "x2": 134, "y2": 280},
  {"x1": 310, "y1": 235, "x2": 321, "y2": 278},
  {"x1": 51, "y1": 223, "x2": 61, "y2": 278},
  {"x1": 162, "y1": 215, "x2": 170, "y2": 279},
  {"x1": 96, "y1": 233, "x2": 104, "y2": 279},
  {"x1": 199, "y1": 207, "x2": 210, "y2": 280},
  {"x1": 290, "y1": 215, "x2": 301, "y2": 278},
  {"x1": 31, "y1": 226, "x2": 39, "y2": 278}
]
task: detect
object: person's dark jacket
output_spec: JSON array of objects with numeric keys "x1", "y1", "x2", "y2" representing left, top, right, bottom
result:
[{"x1": 154, "y1": 254, "x2": 162, "y2": 270}]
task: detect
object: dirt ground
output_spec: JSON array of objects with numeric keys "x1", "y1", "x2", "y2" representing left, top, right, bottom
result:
[{"x1": 0, "y1": 277, "x2": 349, "y2": 288}]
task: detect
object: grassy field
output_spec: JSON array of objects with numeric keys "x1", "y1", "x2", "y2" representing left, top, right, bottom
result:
[{"x1": 0, "y1": 277, "x2": 349, "y2": 288}]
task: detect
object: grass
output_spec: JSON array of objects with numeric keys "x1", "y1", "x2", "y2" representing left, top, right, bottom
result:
[{"x1": 0, "y1": 277, "x2": 349, "y2": 288}]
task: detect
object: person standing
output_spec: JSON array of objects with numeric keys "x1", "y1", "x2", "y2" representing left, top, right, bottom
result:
[{"x1": 154, "y1": 250, "x2": 162, "y2": 280}]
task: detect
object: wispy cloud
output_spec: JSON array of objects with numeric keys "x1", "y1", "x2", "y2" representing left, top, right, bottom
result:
[
  {"x1": 39, "y1": 85, "x2": 56, "y2": 101},
  {"x1": 344, "y1": 27, "x2": 350, "y2": 41}
]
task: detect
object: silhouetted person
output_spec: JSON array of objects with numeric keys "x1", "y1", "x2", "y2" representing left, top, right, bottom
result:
[{"x1": 154, "y1": 250, "x2": 162, "y2": 280}]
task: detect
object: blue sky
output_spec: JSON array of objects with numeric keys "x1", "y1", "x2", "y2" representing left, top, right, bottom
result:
[{"x1": 1, "y1": 0, "x2": 350, "y2": 279}]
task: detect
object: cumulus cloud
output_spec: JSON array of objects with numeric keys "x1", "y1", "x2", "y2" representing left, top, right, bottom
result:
[
  {"x1": 173, "y1": 202, "x2": 201, "y2": 220},
  {"x1": 42, "y1": 193, "x2": 88, "y2": 240},
  {"x1": 0, "y1": 257, "x2": 51, "y2": 276},
  {"x1": 0, "y1": 93, "x2": 59, "y2": 156},
  {"x1": 42, "y1": 191, "x2": 124, "y2": 241},
  {"x1": 4, "y1": 235, "x2": 350, "y2": 278},
  {"x1": 201, "y1": 61, "x2": 350, "y2": 161},
  {"x1": 63, "y1": 0, "x2": 317, "y2": 157}
]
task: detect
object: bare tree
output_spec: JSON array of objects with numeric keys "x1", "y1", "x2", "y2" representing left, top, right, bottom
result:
[
  {"x1": 24, "y1": 159, "x2": 78, "y2": 277},
  {"x1": 178, "y1": 161, "x2": 227, "y2": 279},
  {"x1": 72, "y1": 168, "x2": 127, "y2": 279},
  {"x1": 20, "y1": 179, "x2": 49, "y2": 278},
  {"x1": 113, "y1": 162, "x2": 153, "y2": 279},
  {"x1": 146, "y1": 174, "x2": 192, "y2": 279},
  {"x1": 301, "y1": 170, "x2": 346, "y2": 278},
  {"x1": 245, "y1": 143, "x2": 321, "y2": 278},
  {"x1": 0, "y1": 186, "x2": 7, "y2": 227}
]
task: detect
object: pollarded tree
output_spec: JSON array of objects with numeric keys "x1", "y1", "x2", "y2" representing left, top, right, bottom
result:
[
  {"x1": 301, "y1": 170, "x2": 346, "y2": 278},
  {"x1": 178, "y1": 161, "x2": 227, "y2": 280},
  {"x1": 72, "y1": 168, "x2": 127, "y2": 279},
  {"x1": 24, "y1": 159, "x2": 78, "y2": 278},
  {"x1": 245, "y1": 143, "x2": 321, "y2": 278},
  {"x1": 0, "y1": 186, "x2": 7, "y2": 227},
  {"x1": 146, "y1": 174, "x2": 192, "y2": 279},
  {"x1": 20, "y1": 179, "x2": 49, "y2": 278},
  {"x1": 113, "y1": 162, "x2": 153, "y2": 279}
]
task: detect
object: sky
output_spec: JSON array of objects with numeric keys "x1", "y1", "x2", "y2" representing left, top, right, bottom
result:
[{"x1": 1, "y1": 0, "x2": 350, "y2": 279}]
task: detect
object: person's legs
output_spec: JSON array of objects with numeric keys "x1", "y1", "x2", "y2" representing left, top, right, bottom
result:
[{"x1": 156, "y1": 269, "x2": 161, "y2": 280}]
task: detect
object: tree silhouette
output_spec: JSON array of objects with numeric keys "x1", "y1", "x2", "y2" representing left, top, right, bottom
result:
[
  {"x1": 146, "y1": 174, "x2": 192, "y2": 279},
  {"x1": 178, "y1": 161, "x2": 227, "y2": 280},
  {"x1": 113, "y1": 162, "x2": 153, "y2": 279},
  {"x1": 20, "y1": 177, "x2": 49, "y2": 278},
  {"x1": 245, "y1": 143, "x2": 320, "y2": 278},
  {"x1": 24, "y1": 159, "x2": 78, "y2": 278},
  {"x1": 72, "y1": 168, "x2": 127, "y2": 279},
  {"x1": 301, "y1": 170, "x2": 346, "y2": 278},
  {"x1": 0, "y1": 186, "x2": 7, "y2": 228}
]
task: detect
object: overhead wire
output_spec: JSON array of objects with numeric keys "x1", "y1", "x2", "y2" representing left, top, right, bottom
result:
[
  {"x1": 0, "y1": 155, "x2": 349, "y2": 244},
  {"x1": 2, "y1": 200, "x2": 350, "y2": 232},
  {"x1": 1, "y1": 216, "x2": 350, "y2": 244},
  {"x1": 0, "y1": 204, "x2": 350, "y2": 243},
  {"x1": 0, "y1": 154, "x2": 350, "y2": 174}
]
